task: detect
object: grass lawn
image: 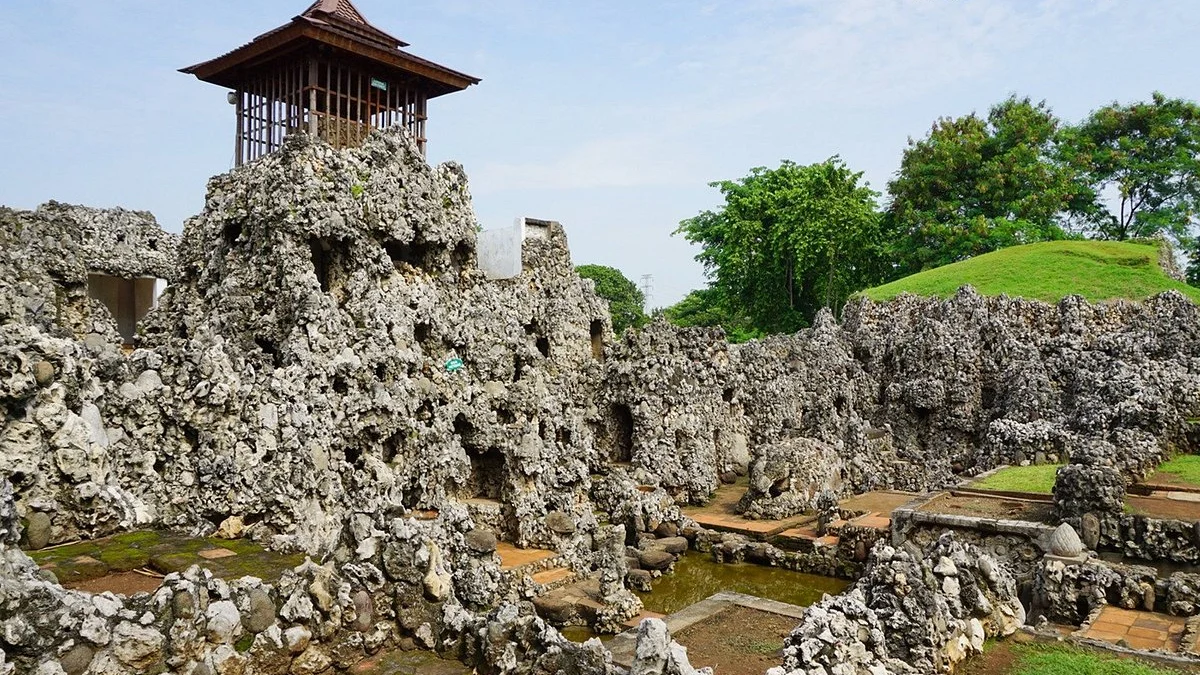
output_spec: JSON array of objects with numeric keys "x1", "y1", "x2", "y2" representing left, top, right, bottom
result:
[
  {"x1": 860, "y1": 240, "x2": 1200, "y2": 304},
  {"x1": 970, "y1": 464, "x2": 1063, "y2": 494},
  {"x1": 1012, "y1": 644, "x2": 1183, "y2": 675},
  {"x1": 962, "y1": 639, "x2": 1190, "y2": 675},
  {"x1": 1155, "y1": 455, "x2": 1200, "y2": 487}
]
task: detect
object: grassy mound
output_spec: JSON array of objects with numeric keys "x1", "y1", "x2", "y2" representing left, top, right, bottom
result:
[{"x1": 862, "y1": 240, "x2": 1200, "y2": 304}]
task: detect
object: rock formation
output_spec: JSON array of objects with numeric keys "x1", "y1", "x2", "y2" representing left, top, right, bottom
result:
[
  {"x1": 3, "y1": 124, "x2": 1200, "y2": 674},
  {"x1": 773, "y1": 534, "x2": 1024, "y2": 675}
]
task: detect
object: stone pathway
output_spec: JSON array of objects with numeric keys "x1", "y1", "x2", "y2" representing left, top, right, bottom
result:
[
  {"x1": 838, "y1": 490, "x2": 920, "y2": 516},
  {"x1": 533, "y1": 578, "x2": 605, "y2": 626},
  {"x1": 1124, "y1": 494, "x2": 1200, "y2": 523},
  {"x1": 1081, "y1": 606, "x2": 1187, "y2": 653}
]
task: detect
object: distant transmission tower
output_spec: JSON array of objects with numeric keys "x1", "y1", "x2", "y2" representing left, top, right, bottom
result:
[{"x1": 639, "y1": 274, "x2": 653, "y2": 310}]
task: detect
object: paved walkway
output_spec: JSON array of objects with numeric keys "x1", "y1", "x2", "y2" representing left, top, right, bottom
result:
[{"x1": 1081, "y1": 606, "x2": 1187, "y2": 653}]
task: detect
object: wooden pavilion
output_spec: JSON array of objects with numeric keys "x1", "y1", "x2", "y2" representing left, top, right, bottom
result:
[{"x1": 181, "y1": 0, "x2": 479, "y2": 164}]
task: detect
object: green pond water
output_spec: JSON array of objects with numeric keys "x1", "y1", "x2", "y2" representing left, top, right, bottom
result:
[
  {"x1": 1098, "y1": 551, "x2": 1200, "y2": 578},
  {"x1": 636, "y1": 551, "x2": 850, "y2": 615},
  {"x1": 561, "y1": 552, "x2": 850, "y2": 643}
]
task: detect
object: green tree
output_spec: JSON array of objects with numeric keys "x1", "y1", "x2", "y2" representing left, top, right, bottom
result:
[
  {"x1": 660, "y1": 288, "x2": 762, "y2": 343},
  {"x1": 576, "y1": 264, "x2": 648, "y2": 334},
  {"x1": 886, "y1": 96, "x2": 1092, "y2": 275},
  {"x1": 1058, "y1": 92, "x2": 1200, "y2": 242},
  {"x1": 675, "y1": 158, "x2": 883, "y2": 335}
]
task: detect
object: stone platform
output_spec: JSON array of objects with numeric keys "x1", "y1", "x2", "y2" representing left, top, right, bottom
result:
[
  {"x1": 683, "y1": 485, "x2": 816, "y2": 539},
  {"x1": 686, "y1": 486, "x2": 917, "y2": 550}
]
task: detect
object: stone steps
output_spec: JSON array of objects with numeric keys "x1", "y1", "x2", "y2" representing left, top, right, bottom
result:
[
  {"x1": 621, "y1": 609, "x2": 665, "y2": 630},
  {"x1": 532, "y1": 578, "x2": 606, "y2": 626},
  {"x1": 530, "y1": 566, "x2": 576, "y2": 592}
]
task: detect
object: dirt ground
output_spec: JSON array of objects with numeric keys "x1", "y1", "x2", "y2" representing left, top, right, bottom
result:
[
  {"x1": 918, "y1": 494, "x2": 1055, "y2": 522},
  {"x1": 1141, "y1": 470, "x2": 1200, "y2": 492},
  {"x1": 838, "y1": 490, "x2": 918, "y2": 515},
  {"x1": 673, "y1": 605, "x2": 796, "y2": 675},
  {"x1": 65, "y1": 570, "x2": 163, "y2": 596},
  {"x1": 348, "y1": 650, "x2": 471, "y2": 675},
  {"x1": 1125, "y1": 495, "x2": 1200, "y2": 522}
]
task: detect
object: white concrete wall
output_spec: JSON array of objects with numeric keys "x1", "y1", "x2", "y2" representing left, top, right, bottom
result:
[{"x1": 477, "y1": 218, "x2": 525, "y2": 280}]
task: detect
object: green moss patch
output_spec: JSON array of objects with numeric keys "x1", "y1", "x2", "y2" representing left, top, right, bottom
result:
[
  {"x1": 970, "y1": 465, "x2": 1063, "y2": 494},
  {"x1": 30, "y1": 530, "x2": 305, "y2": 586}
]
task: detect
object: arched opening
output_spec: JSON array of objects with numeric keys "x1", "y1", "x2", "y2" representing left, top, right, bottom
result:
[
  {"x1": 87, "y1": 274, "x2": 164, "y2": 346},
  {"x1": 309, "y1": 238, "x2": 332, "y2": 292}
]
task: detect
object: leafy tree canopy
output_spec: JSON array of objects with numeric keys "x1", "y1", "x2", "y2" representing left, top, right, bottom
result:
[
  {"x1": 674, "y1": 158, "x2": 882, "y2": 335},
  {"x1": 660, "y1": 288, "x2": 762, "y2": 343},
  {"x1": 886, "y1": 96, "x2": 1090, "y2": 275},
  {"x1": 1059, "y1": 92, "x2": 1200, "y2": 242},
  {"x1": 575, "y1": 264, "x2": 647, "y2": 334}
]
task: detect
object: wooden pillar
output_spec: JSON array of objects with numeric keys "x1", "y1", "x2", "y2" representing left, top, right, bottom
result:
[
  {"x1": 308, "y1": 61, "x2": 319, "y2": 136},
  {"x1": 235, "y1": 89, "x2": 244, "y2": 167}
]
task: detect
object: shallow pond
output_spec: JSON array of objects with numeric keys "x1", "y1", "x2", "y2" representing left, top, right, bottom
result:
[
  {"x1": 1098, "y1": 551, "x2": 1200, "y2": 578},
  {"x1": 636, "y1": 551, "x2": 850, "y2": 615},
  {"x1": 560, "y1": 552, "x2": 848, "y2": 643}
]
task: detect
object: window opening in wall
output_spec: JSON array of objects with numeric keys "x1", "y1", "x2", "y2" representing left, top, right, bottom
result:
[
  {"x1": 414, "y1": 322, "x2": 433, "y2": 344},
  {"x1": 466, "y1": 447, "x2": 505, "y2": 501},
  {"x1": 590, "y1": 319, "x2": 604, "y2": 360},
  {"x1": 223, "y1": 221, "x2": 242, "y2": 246},
  {"x1": 310, "y1": 239, "x2": 331, "y2": 292},
  {"x1": 612, "y1": 403, "x2": 634, "y2": 463},
  {"x1": 87, "y1": 274, "x2": 164, "y2": 346},
  {"x1": 451, "y1": 242, "x2": 471, "y2": 269},
  {"x1": 384, "y1": 239, "x2": 430, "y2": 270}
]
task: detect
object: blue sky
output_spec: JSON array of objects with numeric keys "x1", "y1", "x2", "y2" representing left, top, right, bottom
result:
[{"x1": 1, "y1": 1, "x2": 1198, "y2": 306}]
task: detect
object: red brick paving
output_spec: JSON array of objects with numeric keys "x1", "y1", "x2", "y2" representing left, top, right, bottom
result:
[{"x1": 1082, "y1": 607, "x2": 1186, "y2": 653}]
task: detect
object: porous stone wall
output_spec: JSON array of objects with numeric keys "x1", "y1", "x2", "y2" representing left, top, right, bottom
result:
[
  {"x1": 1034, "y1": 556, "x2": 1200, "y2": 624},
  {"x1": 2, "y1": 130, "x2": 621, "y2": 557},
  {"x1": 771, "y1": 533, "x2": 1025, "y2": 675},
  {"x1": 607, "y1": 290, "x2": 1200, "y2": 517},
  {"x1": 0, "y1": 204, "x2": 179, "y2": 547},
  {"x1": 1055, "y1": 440, "x2": 1200, "y2": 564},
  {"x1": 0, "y1": 480, "x2": 703, "y2": 675}
]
